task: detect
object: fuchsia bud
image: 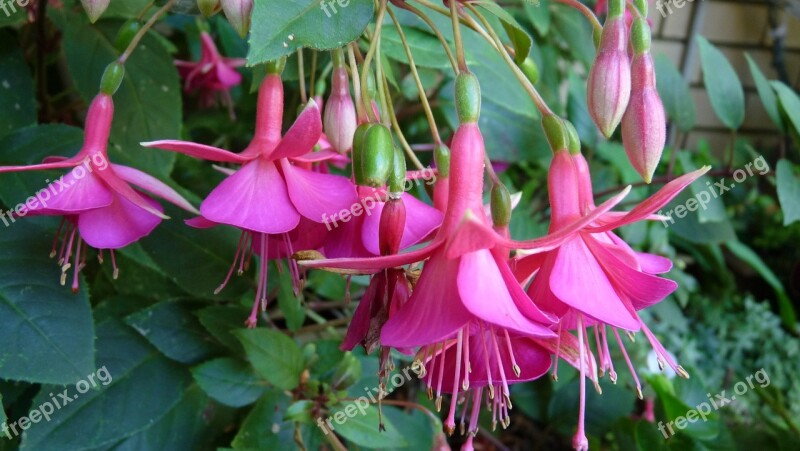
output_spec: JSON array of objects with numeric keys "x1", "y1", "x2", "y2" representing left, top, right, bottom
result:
[
  {"x1": 587, "y1": 0, "x2": 631, "y2": 138},
  {"x1": 220, "y1": 0, "x2": 253, "y2": 38},
  {"x1": 379, "y1": 198, "x2": 407, "y2": 256},
  {"x1": 621, "y1": 18, "x2": 666, "y2": 183},
  {"x1": 324, "y1": 51, "x2": 357, "y2": 153},
  {"x1": 80, "y1": 0, "x2": 110, "y2": 23}
]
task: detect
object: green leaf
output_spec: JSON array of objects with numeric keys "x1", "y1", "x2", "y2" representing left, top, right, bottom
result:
[
  {"x1": 776, "y1": 159, "x2": 800, "y2": 226},
  {"x1": 696, "y1": 36, "x2": 744, "y2": 130},
  {"x1": 475, "y1": 1, "x2": 532, "y2": 63},
  {"x1": 109, "y1": 386, "x2": 234, "y2": 451},
  {"x1": 771, "y1": 81, "x2": 800, "y2": 139},
  {"x1": 125, "y1": 302, "x2": 220, "y2": 364},
  {"x1": 380, "y1": 26, "x2": 462, "y2": 70},
  {"x1": 0, "y1": 221, "x2": 95, "y2": 385},
  {"x1": 103, "y1": 0, "x2": 153, "y2": 19},
  {"x1": 19, "y1": 320, "x2": 190, "y2": 450},
  {"x1": 138, "y1": 208, "x2": 251, "y2": 300},
  {"x1": 235, "y1": 329, "x2": 304, "y2": 390},
  {"x1": 196, "y1": 305, "x2": 251, "y2": 355},
  {"x1": 62, "y1": 15, "x2": 179, "y2": 177},
  {"x1": 663, "y1": 189, "x2": 737, "y2": 244},
  {"x1": 332, "y1": 404, "x2": 407, "y2": 448},
  {"x1": 192, "y1": 357, "x2": 266, "y2": 408},
  {"x1": 654, "y1": 53, "x2": 696, "y2": 132},
  {"x1": 0, "y1": 393, "x2": 6, "y2": 427},
  {"x1": 678, "y1": 152, "x2": 727, "y2": 223},
  {"x1": 277, "y1": 264, "x2": 306, "y2": 331},
  {"x1": 551, "y1": 4, "x2": 595, "y2": 69},
  {"x1": 0, "y1": 30, "x2": 35, "y2": 138},
  {"x1": 647, "y1": 373, "x2": 720, "y2": 441},
  {"x1": 524, "y1": 0, "x2": 551, "y2": 36},
  {"x1": 725, "y1": 240, "x2": 796, "y2": 328},
  {"x1": 567, "y1": 71, "x2": 596, "y2": 149},
  {"x1": 745, "y1": 53, "x2": 784, "y2": 132},
  {"x1": 247, "y1": 0, "x2": 374, "y2": 66}
]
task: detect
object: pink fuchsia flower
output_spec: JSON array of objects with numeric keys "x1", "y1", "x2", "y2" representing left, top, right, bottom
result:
[
  {"x1": 143, "y1": 71, "x2": 358, "y2": 327},
  {"x1": 0, "y1": 93, "x2": 197, "y2": 291},
  {"x1": 513, "y1": 149, "x2": 708, "y2": 450},
  {"x1": 323, "y1": 63, "x2": 358, "y2": 154},
  {"x1": 175, "y1": 32, "x2": 245, "y2": 115},
  {"x1": 621, "y1": 19, "x2": 666, "y2": 183},
  {"x1": 587, "y1": 0, "x2": 631, "y2": 138}
]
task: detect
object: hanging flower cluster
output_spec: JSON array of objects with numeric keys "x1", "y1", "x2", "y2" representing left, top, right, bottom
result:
[{"x1": 0, "y1": 1, "x2": 711, "y2": 449}]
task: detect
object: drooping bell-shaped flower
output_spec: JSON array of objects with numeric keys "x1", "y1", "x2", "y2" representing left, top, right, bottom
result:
[
  {"x1": 220, "y1": 0, "x2": 253, "y2": 38},
  {"x1": 587, "y1": 0, "x2": 631, "y2": 138},
  {"x1": 175, "y1": 32, "x2": 245, "y2": 115},
  {"x1": 323, "y1": 50, "x2": 358, "y2": 154},
  {"x1": 513, "y1": 142, "x2": 708, "y2": 450},
  {"x1": 144, "y1": 64, "x2": 358, "y2": 327},
  {"x1": 621, "y1": 18, "x2": 666, "y2": 183},
  {"x1": 0, "y1": 90, "x2": 197, "y2": 292}
]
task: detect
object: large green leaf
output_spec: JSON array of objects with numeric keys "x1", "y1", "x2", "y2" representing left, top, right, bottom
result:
[
  {"x1": 247, "y1": 0, "x2": 374, "y2": 65},
  {"x1": 232, "y1": 390, "x2": 324, "y2": 450},
  {"x1": 654, "y1": 53, "x2": 696, "y2": 132},
  {"x1": 776, "y1": 159, "x2": 800, "y2": 226},
  {"x1": 62, "y1": 15, "x2": 179, "y2": 177},
  {"x1": 125, "y1": 302, "x2": 221, "y2": 364},
  {"x1": 524, "y1": 0, "x2": 551, "y2": 36},
  {"x1": 678, "y1": 152, "x2": 727, "y2": 223},
  {"x1": 235, "y1": 328, "x2": 304, "y2": 390},
  {"x1": 745, "y1": 53, "x2": 784, "y2": 132},
  {"x1": 551, "y1": 4, "x2": 595, "y2": 69},
  {"x1": 20, "y1": 320, "x2": 190, "y2": 450},
  {"x1": 196, "y1": 305, "x2": 251, "y2": 355},
  {"x1": 192, "y1": 357, "x2": 266, "y2": 408},
  {"x1": 108, "y1": 386, "x2": 233, "y2": 451},
  {"x1": 0, "y1": 30, "x2": 35, "y2": 138},
  {"x1": 475, "y1": 1, "x2": 532, "y2": 63},
  {"x1": 381, "y1": 26, "x2": 465, "y2": 70},
  {"x1": 696, "y1": 36, "x2": 744, "y2": 130},
  {"x1": 333, "y1": 405, "x2": 407, "y2": 449},
  {"x1": 771, "y1": 81, "x2": 800, "y2": 139},
  {"x1": 0, "y1": 221, "x2": 95, "y2": 385}
]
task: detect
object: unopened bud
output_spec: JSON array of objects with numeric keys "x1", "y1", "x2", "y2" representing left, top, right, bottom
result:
[
  {"x1": 266, "y1": 56, "x2": 286, "y2": 75},
  {"x1": 621, "y1": 52, "x2": 665, "y2": 183},
  {"x1": 518, "y1": 57, "x2": 539, "y2": 85},
  {"x1": 455, "y1": 72, "x2": 481, "y2": 124},
  {"x1": 356, "y1": 123, "x2": 393, "y2": 187},
  {"x1": 564, "y1": 120, "x2": 581, "y2": 155},
  {"x1": 389, "y1": 146, "x2": 407, "y2": 194},
  {"x1": 114, "y1": 20, "x2": 141, "y2": 53},
  {"x1": 324, "y1": 67, "x2": 357, "y2": 153},
  {"x1": 379, "y1": 198, "x2": 407, "y2": 256},
  {"x1": 221, "y1": 0, "x2": 253, "y2": 38},
  {"x1": 587, "y1": 15, "x2": 631, "y2": 137},
  {"x1": 542, "y1": 114, "x2": 569, "y2": 152},
  {"x1": 630, "y1": 18, "x2": 651, "y2": 56},
  {"x1": 81, "y1": 0, "x2": 110, "y2": 23},
  {"x1": 434, "y1": 143, "x2": 450, "y2": 178},
  {"x1": 100, "y1": 62, "x2": 125, "y2": 96},
  {"x1": 491, "y1": 183, "x2": 512, "y2": 227}
]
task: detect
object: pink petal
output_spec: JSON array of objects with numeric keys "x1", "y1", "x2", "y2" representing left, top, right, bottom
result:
[
  {"x1": 257, "y1": 218, "x2": 328, "y2": 259},
  {"x1": 111, "y1": 164, "x2": 198, "y2": 214},
  {"x1": 269, "y1": 101, "x2": 323, "y2": 160},
  {"x1": 185, "y1": 216, "x2": 218, "y2": 228},
  {"x1": 341, "y1": 271, "x2": 385, "y2": 351},
  {"x1": 279, "y1": 159, "x2": 357, "y2": 222},
  {"x1": 381, "y1": 252, "x2": 473, "y2": 348},
  {"x1": 0, "y1": 156, "x2": 86, "y2": 174},
  {"x1": 361, "y1": 195, "x2": 443, "y2": 255},
  {"x1": 201, "y1": 159, "x2": 300, "y2": 234},
  {"x1": 495, "y1": 250, "x2": 558, "y2": 325},
  {"x1": 511, "y1": 252, "x2": 546, "y2": 284},
  {"x1": 141, "y1": 140, "x2": 250, "y2": 164},
  {"x1": 93, "y1": 163, "x2": 168, "y2": 219},
  {"x1": 636, "y1": 252, "x2": 673, "y2": 274},
  {"x1": 79, "y1": 193, "x2": 163, "y2": 249},
  {"x1": 290, "y1": 149, "x2": 344, "y2": 164},
  {"x1": 444, "y1": 210, "x2": 498, "y2": 259},
  {"x1": 299, "y1": 239, "x2": 442, "y2": 274},
  {"x1": 24, "y1": 169, "x2": 114, "y2": 215},
  {"x1": 458, "y1": 249, "x2": 556, "y2": 338},
  {"x1": 215, "y1": 61, "x2": 242, "y2": 88},
  {"x1": 549, "y1": 237, "x2": 640, "y2": 330},
  {"x1": 507, "y1": 185, "x2": 632, "y2": 253},
  {"x1": 323, "y1": 215, "x2": 375, "y2": 259},
  {"x1": 587, "y1": 167, "x2": 710, "y2": 233}
]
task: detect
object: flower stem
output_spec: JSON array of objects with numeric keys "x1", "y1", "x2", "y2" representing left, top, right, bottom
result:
[
  {"x1": 390, "y1": 0, "x2": 457, "y2": 73},
  {"x1": 118, "y1": 0, "x2": 178, "y2": 64},
  {"x1": 309, "y1": 50, "x2": 318, "y2": 97},
  {"x1": 449, "y1": 0, "x2": 468, "y2": 72},
  {"x1": 388, "y1": 7, "x2": 442, "y2": 145},
  {"x1": 552, "y1": 0, "x2": 602, "y2": 35},
  {"x1": 465, "y1": 3, "x2": 554, "y2": 116},
  {"x1": 347, "y1": 44, "x2": 367, "y2": 122},
  {"x1": 297, "y1": 49, "x2": 307, "y2": 103},
  {"x1": 361, "y1": 0, "x2": 389, "y2": 122},
  {"x1": 381, "y1": 75, "x2": 426, "y2": 170}
]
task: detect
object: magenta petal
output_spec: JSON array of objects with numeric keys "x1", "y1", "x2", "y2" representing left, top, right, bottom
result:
[
  {"x1": 458, "y1": 249, "x2": 556, "y2": 338},
  {"x1": 444, "y1": 211, "x2": 497, "y2": 259},
  {"x1": 361, "y1": 195, "x2": 443, "y2": 255},
  {"x1": 141, "y1": 140, "x2": 250, "y2": 164},
  {"x1": 185, "y1": 216, "x2": 219, "y2": 229},
  {"x1": 290, "y1": 149, "x2": 344, "y2": 164},
  {"x1": 112, "y1": 164, "x2": 198, "y2": 214},
  {"x1": 215, "y1": 61, "x2": 242, "y2": 88},
  {"x1": 549, "y1": 237, "x2": 640, "y2": 330},
  {"x1": 341, "y1": 272, "x2": 383, "y2": 351},
  {"x1": 300, "y1": 239, "x2": 441, "y2": 273},
  {"x1": 79, "y1": 193, "x2": 163, "y2": 249},
  {"x1": 260, "y1": 218, "x2": 328, "y2": 259},
  {"x1": 495, "y1": 251, "x2": 558, "y2": 325},
  {"x1": 201, "y1": 159, "x2": 300, "y2": 234},
  {"x1": 381, "y1": 252, "x2": 473, "y2": 348},
  {"x1": 586, "y1": 236, "x2": 677, "y2": 310},
  {"x1": 279, "y1": 159, "x2": 357, "y2": 222},
  {"x1": 0, "y1": 156, "x2": 86, "y2": 174},
  {"x1": 324, "y1": 216, "x2": 375, "y2": 259},
  {"x1": 24, "y1": 170, "x2": 114, "y2": 215},
  {"x1": 636, "y1": 252, "x2": 672, "y2": 274},
  {"x1": 269, "y1": 101, "x2": 323, "y2": 160}
]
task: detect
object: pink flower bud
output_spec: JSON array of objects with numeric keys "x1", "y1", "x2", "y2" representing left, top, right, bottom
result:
[
  {"x1": 221, "y1": 0, "x2": 253, "y2": 38},
  {"x1": 379, "y1": 198, "x2": 406, "y2": 256},
  {"x1": 80, "y1": 0, "x2": 110, "y2": 23},
  {"x1": 621, "y1": 52, "x2": 665, "y2": 183},
  {"x1": 587, "y1": 15, "x2": 631, "y2": 138},
  {"x1": 323, "y1": 67, "x2": 357, "y2": 153}
]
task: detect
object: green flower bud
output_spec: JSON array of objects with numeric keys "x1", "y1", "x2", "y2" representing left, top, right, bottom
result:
[
  {"x1": 359, "y1": 124, "x2": 394, "y2": 187},
  {"x1": 351, "y1": 123, "x2": 373, "y2": 184},
  {"x1": 491, "y1": 183, "x2": 512, "y2": 227},
  {"x1": 389, "y1": 145, "x2": 407, "y2": 195},
  {"x1": 564, "y1": 120, "x2": 581, "y2": 155},
  {"x1": 434, "y1": 142, "x2": 450, "y2": 178},
  {"x1": 455, "y1": 72, "x2": 481, "y2": 124},
  {"x1": 518, "y1": 57, "x2": 539, "y2": 85},
  {"x1": 541, "y1": 114, "x2": 569, "y2": 152},
  {"x1": 197, "y1": 0, "x2": 220, "y2": 17},
  {"x1": 99, "y1": 62, "x2": 125, "y2": 96},
  {"x1": 114, "y1": 20, "x2": 141, "y2": 53},
  {"x1": 266, "y1": 56, "x2": 286, "y2": 75}
]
